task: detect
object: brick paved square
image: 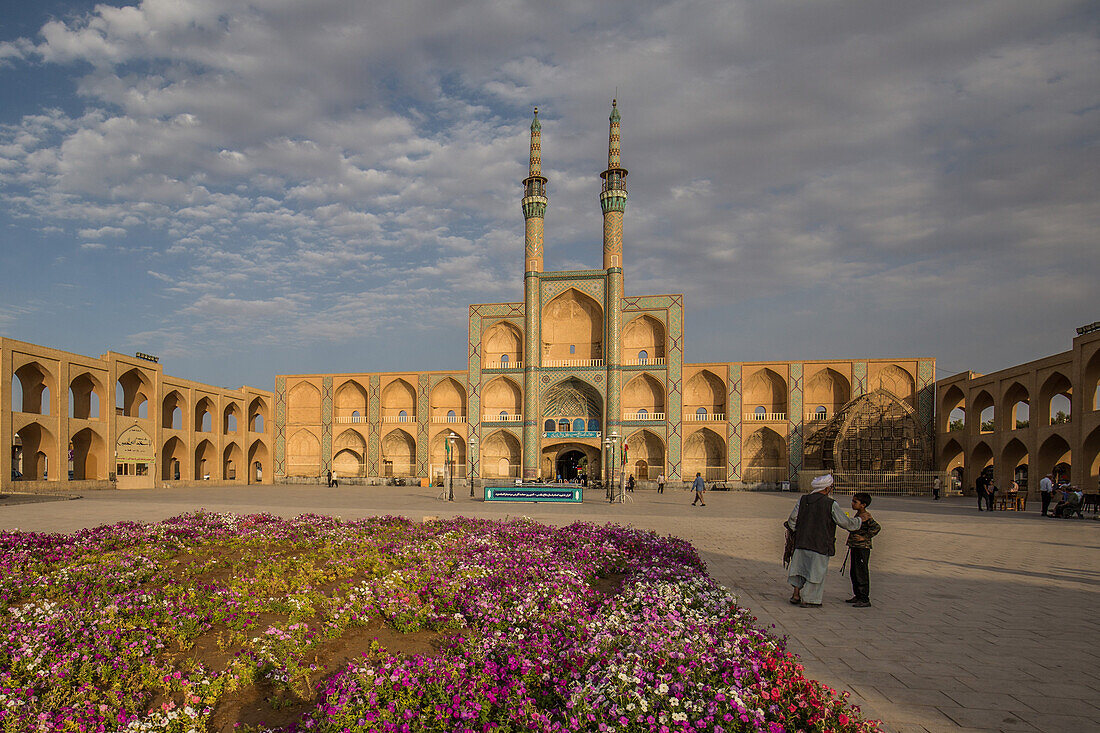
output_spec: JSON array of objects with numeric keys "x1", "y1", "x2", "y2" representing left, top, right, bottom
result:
[{"x1": 1, "y1": 485, "x2": 1096, "y2": 733}]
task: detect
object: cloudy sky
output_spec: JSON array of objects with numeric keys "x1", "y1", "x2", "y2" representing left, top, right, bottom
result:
[{"x1": 1, "y1": 0, "x2": 1097, "y2": 390}]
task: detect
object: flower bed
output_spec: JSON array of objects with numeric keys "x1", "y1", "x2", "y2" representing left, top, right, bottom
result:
[{"x1": 0, "y1": 512, "x2": 881, "y2": 732}]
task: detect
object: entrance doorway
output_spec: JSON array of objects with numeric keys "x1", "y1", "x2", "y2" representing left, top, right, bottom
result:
[{"x1": 556, "y1": 450, "x2": 586, "y2": 482}]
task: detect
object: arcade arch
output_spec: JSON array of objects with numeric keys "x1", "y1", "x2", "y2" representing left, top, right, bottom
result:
[
  {"x1": 224, "y1": 402, "x2": 242, "y2": 434},
  {"x1": 68, "y1": 372, "x2": 103, "y2": 420},
  {"x1": 248, "y1": 440, "x2": 269, "y2": 484},
  {"x1": 116, "y1": 368, "x2": 151, "y2": 419},
  {"x1": 70, "y1": 427, "x2": 105, "y2": 480},
  {"x1": 195, "y1": 397, "x2": 214, "y2": 433},
  {"x1": 223, "y1": 442, "x2": 243, "y2": 480},
  {"x1": 482, "y1": 377, "x2": 522, "y2": 418},
  {"x1": 542, "y1": 378, "x2": 602, "y2": 432},
  {"x1": 971, "y1": 441, "x2": 994, "y2": 482},
  {"x1": 12, "y1": 361, "x2": 55, "y2": 415},
  {"x1": 248, "y1": 397, "x2": 268, "y2": 432},
  {"x1": 940, "y1": 384, "x2": 966, "y2": 433},
  {"x1": 1039, "y1": 372, "x2": 1072, "y2": 425},
  {"x1": 162, "y1": 391, "x2": 185, "y2": 430},
  {"x1": 1038, "y1": 434, "x2": 1071, "y2": 479},
  {"x1": 1001, "y1": 438, "x2": 1029, "y2": 491},
  {"x1": 542, "y1": 289, "x2": 603, "y2": 362},
  {"x1": 194, "y1": 439, "x2": 217, "y2": 480},
  {"x1": 14, "y1": 423, "x2": 55, "y2": 480},
  {"x1": 1084, "y1": 425, "x2": 1100, "y2": 487},
  {"x1": 162, "y1": 436, "x2": 187, "y2": 481},
  {"x1": 973, "y1": 391, "x2": 994, "y2": 434},
  {"x1": 1002, "y1": 381, "x2": 1030, "y2": 430}
]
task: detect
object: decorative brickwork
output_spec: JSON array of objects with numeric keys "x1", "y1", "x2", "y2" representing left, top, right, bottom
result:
[
  {"x1": 788, "y1": 363, "x2": 803, "y2": 481},
  {"x1": 728, "y1": 364, "x2": 742, "y2": 480},
  {"x1": 853, "y1": 361, "x2": 868, "y2": 397},
  {"x1": 321, "y1": 376, "x2": 333, "y2": 473},
  {"x1": 274, "y1": 376, "x2": 286, "y2": 477},
  {"x1": 367, "y1": 375, "x2": 380, "y2": 476},
  {"x1": 416, "y1": 373, "x2": 430, "y2": 477}
]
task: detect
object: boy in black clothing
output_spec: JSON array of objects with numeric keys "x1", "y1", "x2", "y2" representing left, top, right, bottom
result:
[{"x1": 845, "y1": 492, "x2": 881, "y2": 608}]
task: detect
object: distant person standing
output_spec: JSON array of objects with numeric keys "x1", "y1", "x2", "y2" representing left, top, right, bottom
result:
[
  {"x1": 326, "y1": 469, "x2": 334, "y2": 488},
  {"x1": 691, "y1": 472, "x2": 706, "y2": 506},
  {"x1": 975, "y1": 472, "x2": 987, "y2": 511},
  {"x1": 1039, "y1": 473, "x2": 1054, "y2": 516},
  {"x1": 656, "y1": 473, "x2": 666, "y2": 494},
  {"x1": 786, "y1": 474, "x2": 862, "y2": 608},
  {"x1": 627, "y1": 474, "x2": 635, "y2": 493},
  {"x1": 845, "y1": 492, "x2": 881, "y2": 608},
  {"x1": 932, "y1": 476, "x2": 942, "y2": 501}
]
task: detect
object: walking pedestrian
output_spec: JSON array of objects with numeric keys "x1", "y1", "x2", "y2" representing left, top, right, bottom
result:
[
  {"x1": 845, "y1": 492, "x2": 881, "y2": 608},
  {"x1": 627, "y1": 474, "x2": 635, "y2": 493},
  {"x1": 656, "y1": 473, "x2": 665, "y2": 494},
  {"x1": 691, "y1": 472, "x2": 706, "y2": 506},
  {"x1": 1039, "y1": 472, "x2": 1054, "y2": 516},
  {"x1": 786, "y1": 474, "x2": 862, "y2": 608},
  {"x1": 326, "y1": 469, "x2": 333, "y2": 488}
]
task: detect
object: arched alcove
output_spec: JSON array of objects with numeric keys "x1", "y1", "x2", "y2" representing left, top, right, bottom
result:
[
  {"x1": 481, "y1": 431, "x2": 521, "y2": 478},
  {"x1": 684, "y1": 428, "x2": 727, "y2": 481},
  {"x1": 430, "y1": 430, "x2": 466, "y2": 478},
  {"x1": 873, "y1": 364, "x2": 915, "y2": 403},
  {"x1": 541, "y1": 289, "x2": 603, "y2": 362},
  {"x1": 482, "y1": 377, "x2": 522, "y2": 418},
  {"x1": 1038, "y1": 434, "x2": 1071, "y2": 479},
  {"x1": 223, "y1": 403, "x2": 241, "y2": 434},
  {"x1": 624, "y1": 430, "x2": 665, "y2": 480},
  {"x1": 162, "y1": 391, "x2": 185, "y2": 430},
  {"x1": 742, "y1": 426, "x2": 785, "y2": 482},
  {"x1": 1038, "y1": 371, "x2": 1072, "y2": 426},
  {"x1": 333, "y1": 429, "x2": 366, "y2": 477},
  {"x1": 940, "y1": 384, "x2": 966, "y2": 433},
  {"x1": 430, "y1": 378, "x2": 467, "y2": 420},
  {"x1": 248, "y1": 397, "x2": 268, "y2": 432},
  {"x1": 223, "y1": 442, "x2": 243, "y2": 480},
  {"x1": 805, "y1": 368, "x2": 851, "y2": 419},
  {"x1": 335, "y1": 380, "x2": 368, "y2": 421},
  {"x1": 381, "y1": 429, "x2": 416, "y2": 477},
  {"x1": 381, "y1": 379, "x2": 416, "y2": 421},
  {"x1": 195, "y1": 397, "x2": 214, "y2": 433},
  {"x1": 287, "y1": 429, "x2": 321, "y2": 477},
  {"x1": 620, "y1": 315, "x2": 665, "y2": 364},
  {"x1": 194, "y1": 439, "x2": 217, "y2": 480},
  {"x1": 684, "y1": 370, "x2": 726, "y2": 418},
  {"x1": 622, "y1": 373, "x2": 665, "y2": 416},
  {"x1": 483, "y1": 321, "x2": 523, "y2": 366},
  {"x1": 973, "y1": 391, "x2": 994, "y2": 434},
  {"x1": 288, "y1": 382, "x2": 321, "y2": 424},
  {"x1": 13, "y1": 361, "x2": 56, "y2": 415},
  {"x1": 162, "y1": 437, "x2": 187, "y2": 481},
  {"x1": 745, "y1": 368, "x2": 787, "y2": 416},
  {"x1": 248, "y1": 440, "x2": 269, "y2": 484}
]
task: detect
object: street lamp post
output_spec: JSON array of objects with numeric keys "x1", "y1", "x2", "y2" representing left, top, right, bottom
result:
[
  {"x1": 446, "y1": 434, "x2": 456, "y2": 502},
  {"x1": 468, "y1": 435, "x2": 478, "y2": 498},
  {"x1": 606, "y1": 431, "x2": 619, "y2": 503}
]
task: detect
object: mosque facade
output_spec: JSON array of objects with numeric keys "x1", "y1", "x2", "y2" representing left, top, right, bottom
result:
[{"x1": 274, "y1": 104, "x2": 937, "y2": 487}]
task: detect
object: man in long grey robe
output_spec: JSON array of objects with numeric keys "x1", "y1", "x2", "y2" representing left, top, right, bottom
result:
[{"x1": 786, "y1": 474, "x2": 862, "y2": 607}]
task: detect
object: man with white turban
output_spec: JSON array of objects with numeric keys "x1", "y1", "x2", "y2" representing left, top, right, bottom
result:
[{"x1": 785, "y1": 474, "x2": 862, "y2": 607}]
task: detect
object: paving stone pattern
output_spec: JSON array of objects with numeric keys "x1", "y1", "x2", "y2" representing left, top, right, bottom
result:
[{"x1": 1, "y1": 485, "x2": 1097, "y2": 733}]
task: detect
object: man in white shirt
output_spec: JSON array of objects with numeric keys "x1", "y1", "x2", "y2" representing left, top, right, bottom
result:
[{"x1": 1039, "y1": 473, "x2": 1054, "y2": 516}]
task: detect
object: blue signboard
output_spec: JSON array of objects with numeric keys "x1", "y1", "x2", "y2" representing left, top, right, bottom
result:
[
  {"x1": 543, "y1": 431, "x2": 601, "y2": 439},
  {"x1": 484, "y1": 486, "x2": 584, "y2": 503}
]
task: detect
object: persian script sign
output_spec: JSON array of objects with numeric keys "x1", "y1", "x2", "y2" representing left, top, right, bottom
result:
[
  {"x1": 115, "y1": 425, "x2": 154, "y2": 461},
  {"x1": 484, "y1": 486, "x2": 583, "y2": 503},
  {"x1": 543, "y1": 431, "x2": 601, "y2": 439}
]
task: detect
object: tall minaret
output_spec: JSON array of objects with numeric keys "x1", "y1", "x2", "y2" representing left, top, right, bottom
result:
[
  {"x1": 521, "y1": 107, "x2": 547, "y2": 480},
  {"x1": 600, "y1": 99, "x2": 628, "y2": 269},
  {"x1": 602, "y1": 100, "x2": 627, "y2": 469}
]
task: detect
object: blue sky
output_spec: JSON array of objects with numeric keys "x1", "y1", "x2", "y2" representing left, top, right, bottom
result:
[{"x1": 1, "y1": 0, "x2": 1098, "y2": 390}]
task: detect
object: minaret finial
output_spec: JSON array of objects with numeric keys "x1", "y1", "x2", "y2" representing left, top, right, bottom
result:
[
  {"x1": 607, "y1": 99, "x2": 621, "y2": 169},
  {"x1": 600, "y1": 99, "x2": 628, "y2": 269},
  {"x1": 529, "y1": 107, "x2": 541, "y2": 178}
]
